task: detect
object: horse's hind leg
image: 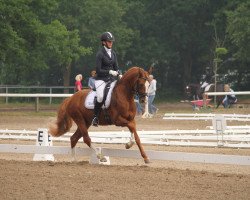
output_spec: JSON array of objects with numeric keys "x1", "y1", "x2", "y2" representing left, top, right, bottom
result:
[
  {"x1": 71, "y1": 128, "x2": 82, "y2": 148},
  {"x1": 70, "y1": 128, "x2": 82, "y2": 161},
  {"x1": 75, "y1": 122, "x2": 107, "y2": 162},
  {"x1": 127, "y1": 120, "x2": 150, "y2": 164}
]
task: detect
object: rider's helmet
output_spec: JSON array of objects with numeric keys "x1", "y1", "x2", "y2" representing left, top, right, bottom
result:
[{"x1": 100, "y1": 32, "x2": 115, "y2": 42}]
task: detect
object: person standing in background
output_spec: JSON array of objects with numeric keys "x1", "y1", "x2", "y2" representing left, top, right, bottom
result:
[
  {"x1": 75, "y1": 74, "x2": 83, "y2": 92},
  {"x1": 134, "y1": 94, "x2": 143, "y2": 115},
  {"x1": 88, "y1": 70, "x2": 96, "y2": 90},
  {"x1": 148, "y1": 74, "x2": 158, "y2": 115}
]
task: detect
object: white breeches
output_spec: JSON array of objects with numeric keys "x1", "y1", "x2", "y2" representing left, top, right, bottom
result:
[{"x1": 95, "y1": 80, "x2": 106, "y2": 103}]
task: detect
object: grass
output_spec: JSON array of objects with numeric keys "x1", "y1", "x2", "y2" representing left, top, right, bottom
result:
[{"x1": 0, "y1": 101, "x2": 59, "y2": 117}]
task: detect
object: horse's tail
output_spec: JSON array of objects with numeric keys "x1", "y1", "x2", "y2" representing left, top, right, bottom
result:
[{"x1": 49, "y1": 98, "x2": 73, "y2": 137}]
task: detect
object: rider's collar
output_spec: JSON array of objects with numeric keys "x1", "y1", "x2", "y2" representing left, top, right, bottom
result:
[{"x1": 104, "y1": 46, "x2": 112, "y2": 57}]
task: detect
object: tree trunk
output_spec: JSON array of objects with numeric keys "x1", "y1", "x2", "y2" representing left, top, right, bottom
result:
[
  {"x1": 182, "y1": 50, "x2": 193, "y2": 92},
  {"x1": 63, "y1": 63, "x2": 71, "y2": 94}
]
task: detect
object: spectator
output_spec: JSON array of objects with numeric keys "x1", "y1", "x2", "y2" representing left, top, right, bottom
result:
[
  {"x1": 75, "y1": 74, "x2": 83, "y2": 92},
  {"x1": 222, "y1": 84, "x2": 237, "y2": 108},
  {"x1": 88, "y1": 70, "x2": 96, "y2": 90},
  {"x1": 134, "y1": 94, "x2": 143, "y2": 115},
  {"x1": 148, "y1": 74, "x2": 158, "y2": 114}
]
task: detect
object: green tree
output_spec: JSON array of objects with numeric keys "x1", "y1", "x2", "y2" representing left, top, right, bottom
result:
[
  {"x1": 227, "y1": 2, "x2": 250, "y2": 62},
  {"x1": 56, "y1": 0, "x2": 136, "y2": 77}
]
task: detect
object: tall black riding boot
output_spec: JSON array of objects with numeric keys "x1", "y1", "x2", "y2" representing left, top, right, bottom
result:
[{"x1": 92, "y1": 101, "x2": 102, "y2": 126}]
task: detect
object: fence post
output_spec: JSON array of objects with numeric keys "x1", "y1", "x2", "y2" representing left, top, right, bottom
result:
[
  {"x1": 5, "y1": 87, "x2": 8, "y2": 104},
  {"x1": 49, "y1": 87, "x2": 52, "y2": 104},
  {"x1": 35, "y1": 97, "x2": 39, "y2": 112}
]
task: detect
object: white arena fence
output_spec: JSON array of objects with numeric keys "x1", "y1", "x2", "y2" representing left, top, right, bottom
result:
[
  {"x1": 205, "y1": 91, "x2": 250, "y2": 96},
  {"x1": 1, "y1": 113, "x2": 250, "y2": 165},
  {"x1": 163, "y1": 113, "x2": 250, "y2": 121},
  {"x1": 0, "y1": 93, "x2": 142, "y2": 112},
  {"x1": 1, "y1": 128, "x2": 250, "y2": 148}
]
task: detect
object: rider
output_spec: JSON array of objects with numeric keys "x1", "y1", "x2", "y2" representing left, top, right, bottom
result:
[
  {"x1": 92, "y1": 32, "x2": 120, "y2": 126},
  {"x1": 200, "y1": 67, "x2": 213, "y2": 93}
]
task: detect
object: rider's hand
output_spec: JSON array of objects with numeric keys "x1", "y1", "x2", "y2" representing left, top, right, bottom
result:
[
  {"x1": 119, "y1": 74, "x2": 123, "y2": 79},
  {"x1": 109, "y1": 70, "x2": 118, "y2": 76}
]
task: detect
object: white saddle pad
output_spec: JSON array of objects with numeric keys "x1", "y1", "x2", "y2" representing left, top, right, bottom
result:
[{"x1": 84, "y1": 81, "x2": 117, "y2": 109}]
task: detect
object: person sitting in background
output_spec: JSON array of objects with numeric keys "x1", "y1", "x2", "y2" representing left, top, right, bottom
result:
[
  {"x1": 88, "y1": 70, "x2": 96, "y2": 90},
  {"x1": 222, "y1": 84, "x2": 237, "y2": 108},
  {"x1": 148, "y1": 74, "x2": 158, "y2": 115},
  {"x1": 75, "y1": 74, "x2": 83, "y2": 92},
  {"x1": 134, "y1": 94, "x2": 143, "y2": 115}
]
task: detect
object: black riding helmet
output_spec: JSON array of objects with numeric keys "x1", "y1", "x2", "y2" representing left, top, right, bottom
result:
[{"x1": 100, "y1": 32, "x2": 115, "y2": 42}]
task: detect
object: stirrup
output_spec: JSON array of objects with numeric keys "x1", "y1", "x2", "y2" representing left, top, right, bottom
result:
[{"x1": 92, "y1": 117, "x2": 99, "y2": 127}]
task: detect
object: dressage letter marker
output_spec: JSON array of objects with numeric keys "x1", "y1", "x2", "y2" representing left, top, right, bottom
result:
[{"x1": 33, "y1": 128, "x2": 55, "y2": 161}]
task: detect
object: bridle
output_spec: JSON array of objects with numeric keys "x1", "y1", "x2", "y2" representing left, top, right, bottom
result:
[{"x1": 133, "y1": 68, "x2": 148, "y2": 98}]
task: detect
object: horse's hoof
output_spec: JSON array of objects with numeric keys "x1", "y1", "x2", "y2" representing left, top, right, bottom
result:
[
  {"x1": 100, "y1": 157, "x2": 107, "y2": 162},
  {"x1": 125, "y1": 141, "x2": 134, "y2": 149},
  {"x1": 97, "y1": 154, "x2": 107, "y2": 162},
  {"x1": 144, "y1": 158, "x2": 150, "y2": 164}
]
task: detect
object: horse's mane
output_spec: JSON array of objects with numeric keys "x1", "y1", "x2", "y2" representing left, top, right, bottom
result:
[{"x1": 118, "y1": 67, "x2": 141, "y2": 87}]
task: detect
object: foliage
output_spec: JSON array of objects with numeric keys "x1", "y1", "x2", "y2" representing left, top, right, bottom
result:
[{"x1": 0, "y1": 0, "x2": 249, "y2": 98}]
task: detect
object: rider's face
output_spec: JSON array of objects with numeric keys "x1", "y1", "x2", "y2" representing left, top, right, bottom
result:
[{"x1": 105, "y1": 41, "x2": 113, "y2": 49}]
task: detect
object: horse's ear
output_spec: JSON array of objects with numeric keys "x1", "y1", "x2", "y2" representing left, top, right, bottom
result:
[{"x1": 148, "y1": 66, "x2": 154, "y2": 74}]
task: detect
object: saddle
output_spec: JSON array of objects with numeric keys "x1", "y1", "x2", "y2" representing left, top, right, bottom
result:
[{"x1": 85, "y1": 81, "x2": 117, "y2": 109}]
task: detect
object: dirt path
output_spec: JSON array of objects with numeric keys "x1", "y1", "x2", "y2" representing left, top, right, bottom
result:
[
  {"x1": 0, "y1": 159, "x2": 249, "y2": 200},
  {"x1": 0, "y1": 102, "x2": 250, "y2": 199}
]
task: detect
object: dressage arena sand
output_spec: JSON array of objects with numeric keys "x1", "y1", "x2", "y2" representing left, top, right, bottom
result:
[{"x1": 0, "y1": 102, "x2": 250, "y2": 200}]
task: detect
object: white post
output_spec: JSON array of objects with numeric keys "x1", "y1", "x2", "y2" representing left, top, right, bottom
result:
[
  {"x1": 33, "y1": 128, "x2": 54, "y2": 161},
  {"x1": 212, "y1": 115, "x2": 226, "y2": 146}
]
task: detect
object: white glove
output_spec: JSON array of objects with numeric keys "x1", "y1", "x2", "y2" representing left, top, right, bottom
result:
[
  {"x1": 109, "y1": 70, "x2": 118, "y2": 76},
  {"x1": 119, "y1": 74, "x2": 123, "y2": 79}
]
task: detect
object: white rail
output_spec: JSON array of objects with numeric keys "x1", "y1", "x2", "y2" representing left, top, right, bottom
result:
[
  {"x1": 0, "y1": 93, "x2": 73, "y2": 111},
  {"x1": 205, "y1": 91, "x2": 250, "y2": 96},
  {"x1": 1, "y1": 129, "x2": 250, "y2": 148},
  {"x1": 0, "y1": 93, "x2": 73, "y2": 97},
  {"x1": 163, "y1": 113, "x2": 250, "y2": 121}
]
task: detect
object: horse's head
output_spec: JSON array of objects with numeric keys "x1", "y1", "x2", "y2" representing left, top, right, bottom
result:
[
  {"x1": 185, "y1": 83, "x2": 202, "y2": 100},
  {"x1": 119, "y1": 67, "x2": 149, "y2": 103},
  {"x1": 134, "y1": 68, "x2": 149, "y2": 103},
  {"x1": 185, "y1": 84, "x2": 194, "y2": 99}
]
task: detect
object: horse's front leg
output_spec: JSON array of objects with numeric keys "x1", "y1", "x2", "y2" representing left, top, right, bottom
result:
[
  {"x1": 127, "y1": 120, "x2": 150, "y2": 164},
  {"x1": 125, "y1": 133, "x2": 135, "y2": 149}
]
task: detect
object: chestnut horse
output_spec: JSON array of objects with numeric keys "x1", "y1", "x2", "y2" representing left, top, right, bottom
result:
[{"x1": 49, "y1": 67, "x2": 150, "y2": 163}]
